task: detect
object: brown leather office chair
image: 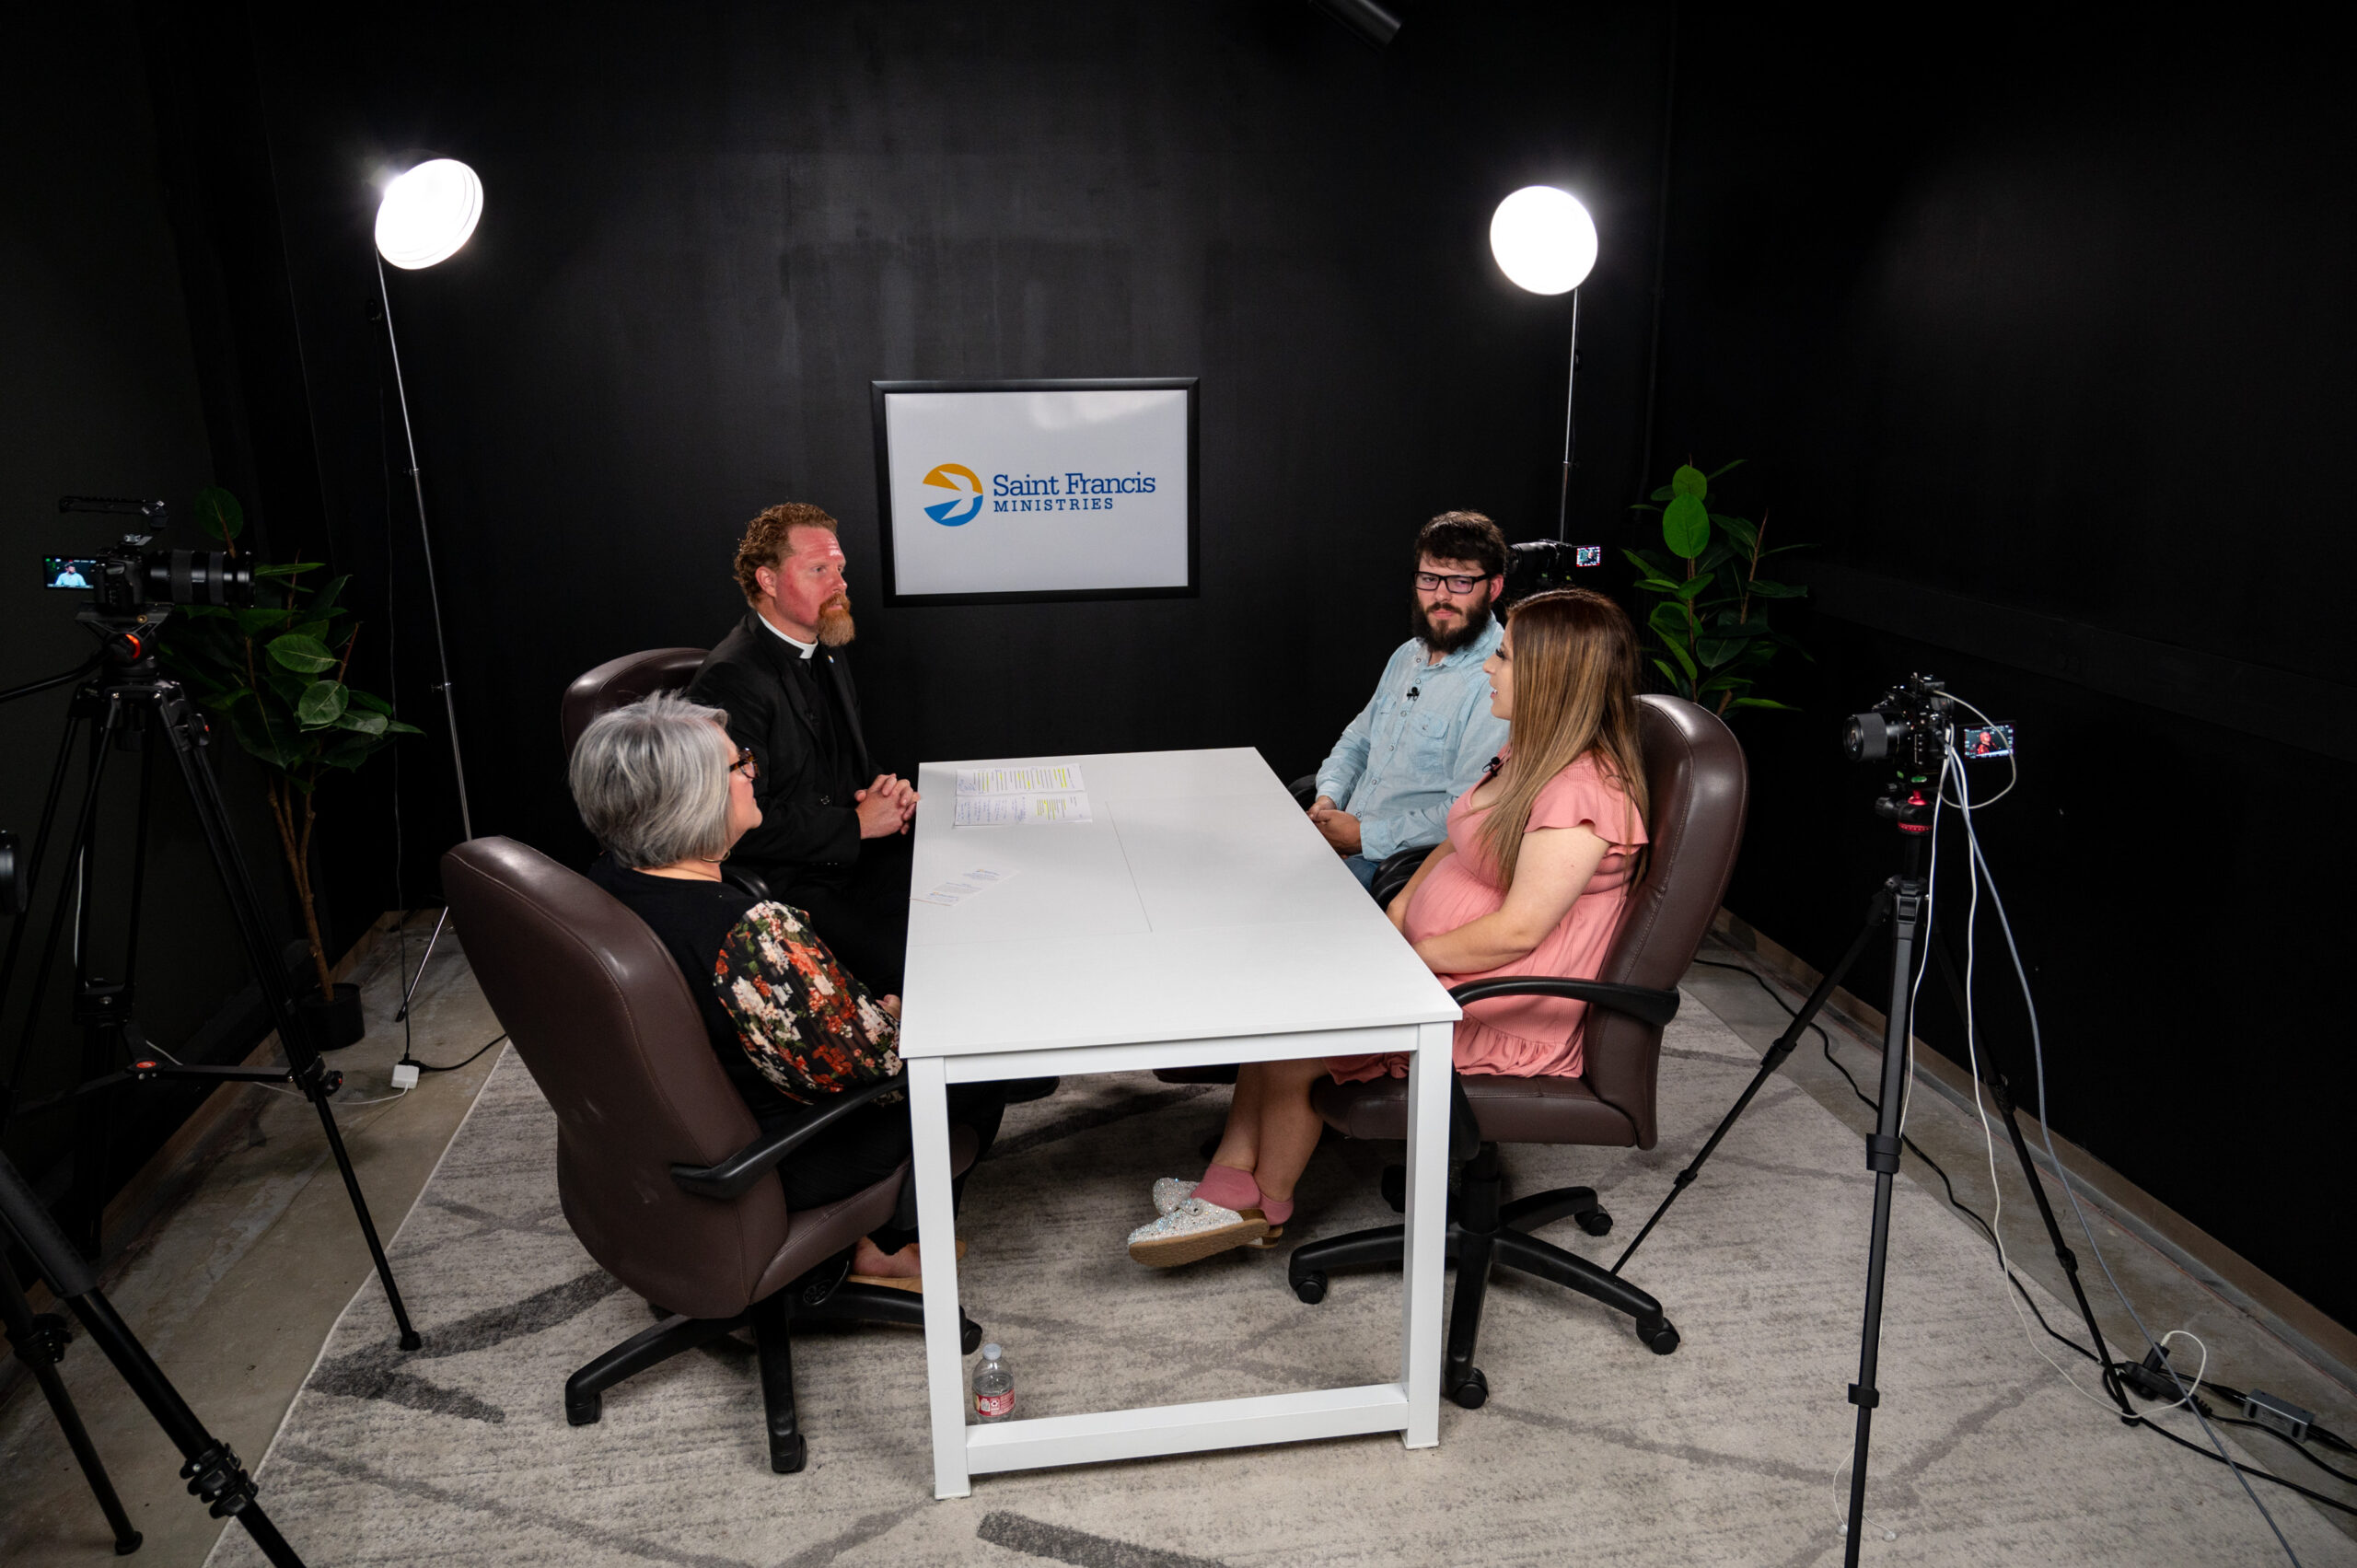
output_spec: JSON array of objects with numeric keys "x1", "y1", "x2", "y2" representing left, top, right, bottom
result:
[
  {"x1": 560, "y1": 647, "x2": 709, "y2": 759},
  {"x1": 1284, "y1": 694, "x2": 1748, "y2": 1407},
  {"x1": 441, "y1": 836, "x2": 980, "y2": 1474},
  {"x1": 560, "y1": 645, "x2": 778, "y2": 904}
]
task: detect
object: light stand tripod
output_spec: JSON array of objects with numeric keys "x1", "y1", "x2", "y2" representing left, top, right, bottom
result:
[
  {"x1": 0, "y1": 617, "x2": 421, "y2": 1351},
  {"x1": 1605, "y1": 677, "x2": 2134, "y2": 1563},
  {"x1": 3, "y1": 1146, "x2": 307, "y2": 1565}
]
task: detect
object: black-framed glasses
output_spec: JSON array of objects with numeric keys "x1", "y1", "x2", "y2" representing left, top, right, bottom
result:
[
  {"x1": 1414, "y1": 571, "x2": 1486, "y2": 594},
  {"x1": 728, "y1": 747, "x2": 759, "y2": 779}
]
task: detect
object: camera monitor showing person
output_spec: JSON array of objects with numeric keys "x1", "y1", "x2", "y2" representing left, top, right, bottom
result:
[{"x1": 44, "y1": 556, "x2": 99, "y2": 590}]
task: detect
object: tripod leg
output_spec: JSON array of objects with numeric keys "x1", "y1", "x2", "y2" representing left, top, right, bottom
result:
[
  {"x1": 155, "y1": 689, "x2": 422, "y2": 1350},
  {"x1": 2, "y1": 1155, "x2": 307, "y2": 1567},
  {"x1": 0, "y1": 699, "x2": 87, "y2": 1116},
  {"x1": 1611, "y1": 879, "x2": 1898, "y2": 1275},
  {"x1": 0, "y1": 1266, "x2": 141, "y2": 1554},
  {"x1": 1843, "y1": 857, "x2": 1924, "y2": 1566},
  {"x1": 1927, "y1": 932, "x2": 2132, "y2": 1411}
]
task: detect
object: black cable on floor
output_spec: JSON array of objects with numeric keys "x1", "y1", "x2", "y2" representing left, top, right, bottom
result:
[
  {"x1": 406, "y1": 1033, "x2": 505, "y2": 1074},
  {"x1": 1690, "y1": 958, "x2": 2357, "y2": 1513},
  {"x1": 1688, "y1": 957, "x2": 2099, "y2": 1363}
]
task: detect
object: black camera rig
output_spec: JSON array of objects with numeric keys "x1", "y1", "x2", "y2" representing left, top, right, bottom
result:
[{"x1": 46, "y1": 496, "x2": 252, "y2": 645}]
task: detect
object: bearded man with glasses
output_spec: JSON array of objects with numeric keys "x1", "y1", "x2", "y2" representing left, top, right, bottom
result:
[{"x1": 1307, "y1": 511, "x2": 1514, "y2": 893}]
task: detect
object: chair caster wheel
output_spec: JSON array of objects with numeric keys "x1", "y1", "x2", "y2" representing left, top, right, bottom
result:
[
  {"x1": 1638, "y1": 1318, "x2": 1680, "y2": 1355},
  {"x1": 1577, "y1": 1208, "x2": 1613, "y2": 1237},
  {"x1": 771, "y1": 1433, "x2": 807, "y2": 1474},
  {"x1": 1448, "y1": 1368, "x2": 1489, "y2": 1409},
  {"x1": 1380, "y1": 1165, "x2": 1406, "y2": 1214},
  {"x1": 961, "y1": 1317, "x2": 983, "y2": 1355},
  {"x1": 565, "y1": 1395, "x2": 601, "y2": 1427},
  {"x1": 1292, "y1": 1272, "x2": 1329, "y2": 1305}
]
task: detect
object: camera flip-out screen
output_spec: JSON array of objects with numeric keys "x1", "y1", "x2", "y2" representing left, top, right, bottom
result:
[
  {"x1": 44, "y1": 557, "x2": 101, "y2": 590},
  {"x1": 1961, "y1": 724, "x2": 2014, "y2": 759},
  {"x1": 871, "y1": 378, "x2": 1199, "y2": 606}
]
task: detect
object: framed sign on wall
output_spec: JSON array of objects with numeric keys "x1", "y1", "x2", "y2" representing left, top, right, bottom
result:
[{"x1": 871, "y1": 377, "x2": 1199, "y2": 605}]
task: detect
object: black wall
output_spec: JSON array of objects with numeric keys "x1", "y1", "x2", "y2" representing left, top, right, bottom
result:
[
  {"x1": 1650, "y1": 9, "x2": 2355, "y2": 1324},
  {"x1": 245, "y1": 0, "x2": 1677, "y2": 879},
  {"x1": 0, "y1": 6, "x2": 304, "y2": 1217}
]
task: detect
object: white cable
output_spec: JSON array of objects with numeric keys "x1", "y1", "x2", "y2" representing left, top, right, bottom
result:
[
  {"x1": 1945, "y1": 708, "x2": 2299, "y2": 1567},
  {"x1": 1947, "y1": 738, "x2": 2124, "y2": 1416}
]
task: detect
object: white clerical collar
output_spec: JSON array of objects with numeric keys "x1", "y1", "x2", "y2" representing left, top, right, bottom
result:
[{"x1": 758, "y1": 613, "x2": 818, "y2": 660}]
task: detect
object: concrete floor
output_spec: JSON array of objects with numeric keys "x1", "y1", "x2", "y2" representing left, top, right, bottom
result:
[
  {"x1": 4, "y1": 924, "x2": 2351, "y2": 1564},
  {"x1": 0, "y1": 912, "x2": 505, "y2": 1566}
]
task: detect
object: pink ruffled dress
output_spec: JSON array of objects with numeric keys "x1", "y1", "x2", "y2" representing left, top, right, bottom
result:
[{"x1": 1329, "y1": 751, "x2": 1646, "y2": 1084}]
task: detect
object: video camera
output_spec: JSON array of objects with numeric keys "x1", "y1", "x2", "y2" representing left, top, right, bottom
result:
[
  {"x1": 1841, "y1": 673, "x2": 2014, "y2": 774},
  {"x1": 44, "y1": 496, "x2": 252, "y2": 629}
]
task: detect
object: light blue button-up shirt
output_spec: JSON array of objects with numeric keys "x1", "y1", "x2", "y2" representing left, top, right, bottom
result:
[{"x1": 1314, "y1": 618, "x2": 1509, "y2": 861}]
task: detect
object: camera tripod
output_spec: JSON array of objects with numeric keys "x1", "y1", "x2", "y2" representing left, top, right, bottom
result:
[
  {"x1": 0, "y1": 623, "x2": 419, "y2": 1352},
  {"x1": 1608, "y1": 775, "x2": 2132, "y2": 1564},
  {"x1": 3, "y1": 1144, "x2": 307, "y2": 1563}
]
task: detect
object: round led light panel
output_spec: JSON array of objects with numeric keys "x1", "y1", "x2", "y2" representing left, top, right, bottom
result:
[
  {"x1": 1490, "y1": 186, "x2": 1597, "y2": 296},
  {"x1": 375, "y1": 158, "x2": 484, "y2": 271}
]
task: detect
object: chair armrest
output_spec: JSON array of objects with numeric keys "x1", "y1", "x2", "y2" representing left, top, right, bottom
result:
[
  {"x1": 1446, "y1": 976, "x2": 1680, "y2": 1028},
  {"x1": 669, "y1": 1073, "x2": 907, "y2": 1199},
  {"x1": 1372, "y1": 843, "x2": 1439, "y2": 909},
  {"x1": 720, "y1": 864, "x2": 774, "y2": 902}
]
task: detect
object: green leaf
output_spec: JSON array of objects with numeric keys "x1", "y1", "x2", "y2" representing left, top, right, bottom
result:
[
  {"x1": 1650, "y1": 657, "x2": 1693, "y2": 696},
  {"x1": 1629, "y1": 503, "x2": 1662, "y2": 517},
  {"x1": 1695, "y1": 638, "x2": 1743, "y2": 666},
  {"x1": 230, "y1": 606, "x2": 294, "y2": 636},
  {"x1": 345, "y1": 689, "x2": 394, "y2": 714},
  {"x1": 1695, "y1": 672, "x2": 1753, "y2": 695},
  {"x1": 1649, "y1": 484, "x2": 1675, "y2": 503},
  {"x1": 1648, "y1": 599, "x2": 1694, "y2": 644},
  {"x1": 267, "y1": 634, "x2": 339, "y2": 674},
  {"x1": 1712, "y1": 513, "x2": 1759, "y2": 551},
  {"x1": 1675, "y1": 572, "x2": 1716, "y2": 601},
  {"x1": 1655, "y1": 637, "x2": 1698, "y2": 679},
  {"x1": 297, "y1": 681, "x2": 349, "y2": 728},
  {"x1": 192, "y1": 486, "x2": 243, "y2": 543},
  {"x1": 252, "y1": 562, "x2": 322, "y2": 578},
  {"x1": 1746, "y1": 578, "x2": 1809, "y2": 598},
  {"x1": 302, "y1": 573, "x2": 350, "y2": 615},
  {"x1": 1670, "y1": 465, "x2": 1709, "y2": 500},
  {"x1": 1662, "y1": 494, "x2": 1710, "y2": 557},
  {"x1": 1705, "y1": 459, "x2": 1748, "y2": 481},
  {"x1": 331, "y1": 707, "x2": 387, "y2": 736},
  {"x1": 1622, "y1": 548, "x2": 1673, "y2": 575},
  {"x1": 1730, "y1": 696, "x2": 1796, "y2": 711},
  {"x1": 383, "y1": 718, "x2": 424, "y2": 735}
]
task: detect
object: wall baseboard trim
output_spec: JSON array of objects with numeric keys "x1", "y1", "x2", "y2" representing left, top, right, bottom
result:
[{"x1": 1710, "y1": 907, "x2": 2357, "y2": 1395}]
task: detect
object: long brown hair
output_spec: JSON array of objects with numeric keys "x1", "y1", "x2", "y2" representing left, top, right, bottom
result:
[{"x1": 1475, "y1": 587, "x2": 1649, "y2": 890}]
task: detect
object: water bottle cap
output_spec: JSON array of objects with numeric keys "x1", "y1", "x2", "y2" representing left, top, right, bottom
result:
[{"x1": 981, "y1": 1343, "x2": 1002, "y2": 1359}]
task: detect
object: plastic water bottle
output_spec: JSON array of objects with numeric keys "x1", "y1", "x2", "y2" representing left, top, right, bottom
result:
[{"x1": 972, "y1": 1343, "x2": 1015, "y2": 1423}]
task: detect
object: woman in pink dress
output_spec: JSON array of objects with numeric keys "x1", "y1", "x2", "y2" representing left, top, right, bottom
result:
[{"x1": 1127, "y1": 587, "x2": 1652, "y2": 1266}]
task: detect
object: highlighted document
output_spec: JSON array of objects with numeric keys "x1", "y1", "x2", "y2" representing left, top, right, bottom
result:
[
  {"x1": 952, "y1": 763, "x2": 1093, "y2": 828},
  {"x1": 914, "y1": 865, "x2": 1017, "y2": 908}
]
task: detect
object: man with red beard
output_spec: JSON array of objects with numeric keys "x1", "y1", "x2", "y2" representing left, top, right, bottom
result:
[
  {"x1": 1307, "y1": 511, "x2": 1514, "y2": 893},
  {"x1": 689, "y1": 503, "x2": 920, "y2": 993}
]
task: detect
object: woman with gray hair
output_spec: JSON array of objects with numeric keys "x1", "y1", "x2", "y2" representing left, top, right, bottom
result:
[{"x1": 570, "y1": 691, "x2": 999, "y2": 1288}]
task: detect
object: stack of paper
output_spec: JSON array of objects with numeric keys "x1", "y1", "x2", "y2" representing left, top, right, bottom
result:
[{"x1": 953, "y1": 763, "x2": 1092, "y2": 827}]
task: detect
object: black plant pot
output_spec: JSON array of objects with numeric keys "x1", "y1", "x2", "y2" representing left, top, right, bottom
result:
[{"x1": 295, "y1": 981, "x2": 366, "y2": 1052}]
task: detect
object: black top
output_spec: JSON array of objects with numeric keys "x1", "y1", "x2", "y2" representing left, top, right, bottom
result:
[
  {"x1": 586, "y1": 857, "x2": 797, "y2": 1122},
  {"x1": 686, "y1": 610, "x2": 875, "y2": 886}
]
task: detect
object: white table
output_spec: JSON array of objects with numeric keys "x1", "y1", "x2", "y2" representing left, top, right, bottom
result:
[{"x1": 900, "y1": 747, "x2": 1460, "y2": 1499}]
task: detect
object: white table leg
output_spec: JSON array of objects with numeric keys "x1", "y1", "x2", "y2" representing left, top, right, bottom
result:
[
  {"x1": 1399, "y1": 1018, "x2": 1452, "y2": 1448},
  {"x1": 907, "y1": 1057, "x2": 970, "y2": 1498}
]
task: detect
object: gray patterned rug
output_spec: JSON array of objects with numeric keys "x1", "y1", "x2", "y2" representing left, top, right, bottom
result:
[{"x1": 208, "y1": 991, "x2": 2351, "y2": 1568}]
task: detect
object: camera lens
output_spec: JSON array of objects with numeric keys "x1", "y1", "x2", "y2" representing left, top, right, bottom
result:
[
  {"x1": 1842, "y1": 713, "x2": 1894, "y2": 762},
  {"x1": 143, "y1": 550, "x2": 254, "y2": 609}
]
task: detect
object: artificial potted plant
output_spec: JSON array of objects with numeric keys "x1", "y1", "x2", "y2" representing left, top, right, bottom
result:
[
  {"x1": 158, "y1": 487, "x2": 422, "y2": 1050},
  {"x1": 1626, "y1": 461, "x2": 1814, "y2": 715}
]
